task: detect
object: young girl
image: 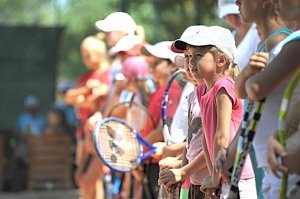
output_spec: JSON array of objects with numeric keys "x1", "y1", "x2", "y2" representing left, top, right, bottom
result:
[
  {"x1": 64, "y1": 36, "x2": 111, "y2": 199},
  {"x1": 115, "y1": 55, "x2": 151, "y2": 199},
  {"x1": 158, "y1": 53, "x2": 208, "y2": 198},
  {"x1": 215, "y1": 1, "x2": 294, "y2": 198},
  {"x1": 141, "y1": 41, "x2": 184, "y2": 198},
  {"x1": 157, "y1": 26, "x2": 208, "y2": 199},
  {"x1": 44, "y1": 107, "x2": 71, "y2": 135},
  {"x1": 232, "y1": 0, "x2": 300, "y2": 197},
  {"x1": 218, "y1": 0, "x2": 260, "y2": 71},
  {"x1": 172, "y1": 25, "x2": 256, "y2": 198}
]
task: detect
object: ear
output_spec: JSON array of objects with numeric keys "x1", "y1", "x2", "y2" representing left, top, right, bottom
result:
[{"x1": 216, "y1": 54, "x2": 228, "y2": 68}]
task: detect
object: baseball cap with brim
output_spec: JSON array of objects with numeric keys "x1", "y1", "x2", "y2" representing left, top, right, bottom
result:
[
  {"x1": 170, "y1": 25, "x2": 207, "y2": 53},
  {"x1": 142, "y1": 41, "x2": 178, "y2": 63},
  {"x1": 218, "y1": 0, "x2": 239, "y2": 18},
  {"x1": 173, "y1": 26, "x2": 238, "y2": 64},
  {"x1": 95, "y1": 12, "x2": 137, "y2": 35},
  {"x1": 109, "y1": 35, "x2": 142, "y2": 55}
]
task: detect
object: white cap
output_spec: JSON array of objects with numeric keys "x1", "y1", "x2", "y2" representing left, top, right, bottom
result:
[
  {"x1": 109, "y1": 35, "x2": 142, "y2": 55},
  {"x1": 95, "y1": 12, "x2": 137, "y2": 35},
  {"x1": 218, "y1": 0, "x2": 239, "y2": 18},
  {"x1": 142, "y1": 41, "x2": 178, "y2": 63},
  {"x1": 171, "y1": 25, "x2": 207, "y2": 53},
  {"x1": 173, "y1": 26, "x2": 238, "y2": 65}
]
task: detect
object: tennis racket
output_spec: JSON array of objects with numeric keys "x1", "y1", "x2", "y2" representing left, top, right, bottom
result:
[
  {"x1": 107, "y1": 96, "x2": 157, "y2": 198},
  {"x1": 180, "y1": 177, "x2": 190, "y2": 199},
  {"x1": 228, "y1": 98, "x2": 266, "y2": 199},
  {"x1": 277, "y1": 70, "x2": 300, "y2": 199},
  {"x1": 161, "y1": 69, "x2": 186, "y2": 145},
  {"x1": 93, "y1": 117, "x2": 157, "y2": 172},
  {"x1": 107, "y1": 94, "x2": 156, "y2": 132}
]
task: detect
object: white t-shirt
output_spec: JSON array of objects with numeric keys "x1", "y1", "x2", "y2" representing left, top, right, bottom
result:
[
  {"x1": 169, "y1": 82, "x2": 195, "y2": 144},
  {"x1": 254, "y1": 29, "x2": 300, "y2": 198},
  {"x1": 253, "y1": 30, "x2": 300, "y2": 168},
  {"x1": 185, "y1": 89, "x2": 209, "y2": 185},
  {"x1": 232, "y1": 24, "x2": 261, "y2": 71}
]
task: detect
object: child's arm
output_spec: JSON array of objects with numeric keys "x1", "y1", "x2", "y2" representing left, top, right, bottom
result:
[
  {"x1": 153, "y1": 142, "x2": 186, "y2": 159},
  {"x1": 234, "y1": 52, "x2": 269, "y2": 99},
  {"x1": 203, "y1": 133, "x2": 213, "y2": 174},
  {"x1": 64, "y1": 86, "x2": 91, "y2": 105},
  {"x1": 158, "y1": 149, "x2": 206, "y2": 187},
  {"x1": 145, "y1": 122, "x2": 164, "y2": 144},
  {"x1": 246, "y1": 41, "x2": 300, "y2": 101},
  {"x1": 211, "y1": 88, "x2": 232, "y2": 187}
]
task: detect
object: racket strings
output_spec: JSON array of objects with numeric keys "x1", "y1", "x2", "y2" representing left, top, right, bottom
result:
[
  {"x1": 127, "y1": 104, "x2": 148, "y2": 132},
  {"x1": 97, "y1": 121, "x2": 140, "y2": 170}
]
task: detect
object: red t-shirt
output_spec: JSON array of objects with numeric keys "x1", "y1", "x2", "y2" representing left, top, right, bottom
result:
[
  {"x1": 76, "y1": 69, "x2": 112, "y2": 139},
  {"x1": 143, "y1": 81, "x2": 183, "y2": 163}
]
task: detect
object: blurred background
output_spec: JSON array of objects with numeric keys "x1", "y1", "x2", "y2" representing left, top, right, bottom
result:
[{"x1": 0, "y1": 0, "x2": 224, "y2": 197}]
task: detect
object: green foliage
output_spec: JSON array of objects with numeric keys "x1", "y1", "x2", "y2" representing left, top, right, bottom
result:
[{"x1": 0, "y1": 0, "x2": 223, "y2": 81}]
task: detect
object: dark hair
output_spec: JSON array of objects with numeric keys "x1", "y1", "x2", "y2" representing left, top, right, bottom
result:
[{"x1": 47, "y1": 107, "x2": 71, "y2": 134}]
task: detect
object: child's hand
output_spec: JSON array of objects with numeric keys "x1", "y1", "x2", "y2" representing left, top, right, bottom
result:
[
  {"x1": 152, "y1": 142, "x2": 166, "y2": 158},
  {"x1": 200, "y1": 176, "x2": 220, "y2": 199},
  {"x1": 159, "y1": 156, "x2": 181, "y2": 170},
  {"x1": 245, "y1": 52, "x2": 269, "y2": 77},
  {"x1": 86, "y1": 78, "x2": 101, "y2": 89},
  {"x1": 214, "y1": 148, "x2": 231, "y2": 182},
  {"x1": 200, "y1": 175, "x2": 220, "y2": 191},
  {"x1": 158, "y1": 168, "x2": 183, "y2": 187},
  {"x1": 267, "y1": 135, "x2": 288, "y2": 177}
]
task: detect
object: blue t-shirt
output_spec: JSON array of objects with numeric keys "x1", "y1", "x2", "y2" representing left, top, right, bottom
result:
[{"x1": 16, "y1": 113, "x2": 46, "y2": 135}]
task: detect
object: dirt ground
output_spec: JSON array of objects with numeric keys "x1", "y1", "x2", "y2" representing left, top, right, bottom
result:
[{"x1": 0, "y1": 189, "x2": 80, "y2": 199}]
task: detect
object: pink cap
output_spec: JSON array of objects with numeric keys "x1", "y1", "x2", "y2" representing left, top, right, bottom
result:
[{"x1": 121, "y1": 56, "x2": 149, "y2": 81}]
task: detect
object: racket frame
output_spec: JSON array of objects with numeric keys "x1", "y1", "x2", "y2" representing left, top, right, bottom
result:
[
  {"x1": 93, "y1": 117, "x2": 156, "y2": 172},
  {"x1": 161, "y1": 69, "x2": 186, "y2": 145}
]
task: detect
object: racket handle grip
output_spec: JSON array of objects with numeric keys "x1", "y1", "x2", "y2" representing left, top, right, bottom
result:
[
  {"x1": 163, "y1": 124, "x2": 172, "y2": 145},
  {"x1": 227, "y1": 190, "x2": 239, "y2": 199},
  {"x1": 180, "y1": 178, "x2": 190, "y2": 199}
]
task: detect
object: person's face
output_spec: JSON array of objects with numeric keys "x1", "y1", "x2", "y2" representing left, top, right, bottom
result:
[
  {"x1": 81, "y1": 46, "x2": 101, "y2": 70},
  {"x1": 224, "y1": 14, "x2": 243, "y2": 28},
  {"x1": 105, "y1": 31, "x2": 127, "y2": 48},
  {"x1": 183, "y1": 50, "x2": 195, "y2": 81},
  {"x1": 47, "y1": 111, "x2": 60, "y2": 126},
  {"x1": 147, "y1": 57, "x2": 173, "y2": 84},
  {"x1": 236, "y1": 0, "x2": 261, "y2": 23},
  {"x1": 187, "y1": 46, "x2": 217, "y2": 82},
  {"x1": 272, "y1": 0, "x2": 300, "y2": 21}
]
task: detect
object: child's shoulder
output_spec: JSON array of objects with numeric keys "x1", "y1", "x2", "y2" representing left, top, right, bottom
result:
[
  {"x1": 273, "y1": 29, "x2": 300, "y2": 55},
  {"x1": 214, "y1": 76, "x2": 235, "y2": 89}
]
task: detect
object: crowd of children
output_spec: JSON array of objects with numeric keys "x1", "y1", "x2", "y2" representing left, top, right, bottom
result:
[{"x1": 60, "y1": 0, "x2": 300, "y2": 198}]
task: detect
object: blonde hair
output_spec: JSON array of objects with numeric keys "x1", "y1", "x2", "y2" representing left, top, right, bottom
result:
[
  {"x1": 208, "y1": 46, "x2": 240, "y2": 80},
  {"x1": 135, "y1": 25, "x2": 145, "y2": 41},
  {"x1": 81, "y1": 36, "x2": 107, "y2": 56}
]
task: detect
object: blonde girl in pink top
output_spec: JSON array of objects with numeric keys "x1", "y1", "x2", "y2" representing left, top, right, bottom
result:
[{"x1": 172, "y1": 25, "x2": 256, "y2": 199}]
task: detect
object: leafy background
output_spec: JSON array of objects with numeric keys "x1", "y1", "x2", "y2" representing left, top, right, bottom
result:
[{"x1": 0, "y1": 0, "x2": 226, "y2": 81}]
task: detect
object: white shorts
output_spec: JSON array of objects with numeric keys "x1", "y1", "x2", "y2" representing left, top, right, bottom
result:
[
  {"x1": 221, "y1": 178, "x2": 257, "y2": 199},
  {"x1": 262, "y1": 167, "x2": 300, "y2": 199}
]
